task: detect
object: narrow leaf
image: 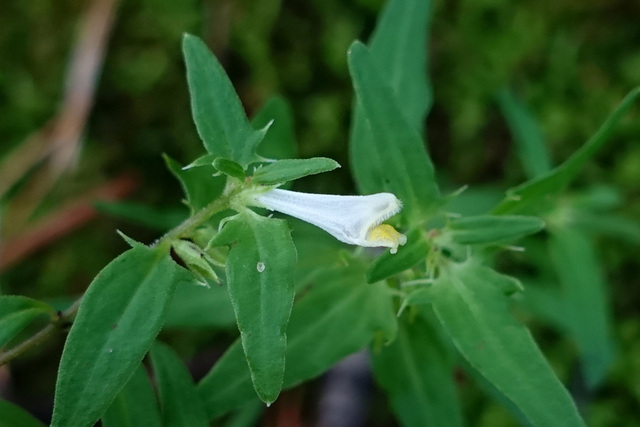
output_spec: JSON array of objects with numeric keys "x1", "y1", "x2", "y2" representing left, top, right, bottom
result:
[
  {"x1": 51, "y1": 245, "x2": 185, "y2": 427},
  {"x1": 367, "y1": 229, "x2": 430, "y2": 283},
  {"x1": 448, "y1": 215, "x2": 545, "y2": 245},
  {"x1": 496, "y1": 88, "x2": 551, "y2": 179},
  {"x1": 150, "y1": 342, "x2": 209, "y2": 427},
  {"x1": 101, "y1": 364, "x2": 161, "y2": 427},
  {"x1": 183, "y1": 34, "x2": 266, "y2": 166},
  {"x1": 0, "y1": 400, "x2": 46, "y2": 427},
  {"x1": 350, "y1": 0, "x2": 433, "y2": 197},
  {"x1": 494, "y1": 87, "x2": 640, "y2": 215},
  {"x1": 213, "y1": 157, "x2": 246, "y2": 181},
  {"x1": 550, "y1": 229, "x2": 615, "y2": 389},
  {"x1": 372, "y1": 314, "x2": 463, "y2": 427},
  {"x1": 208, "y1": 212, "x2": 297, "y2": 404},
  {"x1": 0, "y1": 296, "x2": 54, "y2": 349},
  {"x1": 198, "y1": 261, "x2": 397, "y2": 419},
  {"x1": 431, "y1": 262, "x2": 585, "y2": 426},
  {"x1": 251, "y1": 158, "x2": 340, "y2": 185},
  {"x1": 348, "y1": 41, "x2": 439, "y2": 221}
]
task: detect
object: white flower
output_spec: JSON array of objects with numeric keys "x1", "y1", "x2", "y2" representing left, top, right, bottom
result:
[{"x1": 252, "y1": 189, "x2": 407, "y2": 253}]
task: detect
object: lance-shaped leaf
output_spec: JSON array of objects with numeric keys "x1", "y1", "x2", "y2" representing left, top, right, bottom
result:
[
  {"x1": 251, "y1": 158, "x2": 339, "y2": 185},
  {"x1": 447, "y1": 215, "x2": 545, "y2": 245},
  {"x1": 0, "y1": 296, "x2": 55, "y2": 349},
  {"x1": 496, "y1": 88, "x2": 551, "y2": 179},
  {"x1": 350, "y1": 0, "x2": 433, "y2": 197},
  {"x1": 183, "y1": 34, "x2": 268, "y2": 167},
  {"x1": 213, "y1": 158, "x2": 245, "y2": 181},
  {"x1": 493, "y1": 87, "x2": 640, "y2": 215},
  {"x1": 198, "y1": 261, "x2": 397, "y2": 419},
  {"x1": 430, "y1": 262, "x2": 585, "y2": 426},
  {"x1": 208, "y1": 211, "x2": 297, "y2": 404},
  {"x1": 550, "y1": 229, "x2": 615, "y2": 389},
  {"x1": 367, "y1": 228, "x2": 430, "y2": 283},
  {"x1": 51, "y1": 245, "x2": 189, "y2": 427},
  {"x1": 150, "y1": 342, "x2": 209, "y2": 427},
  {"x1": 348, "y1": 41, "x2": 439, "y2": 222},
  {"x1": 372, "y1": 314, "x2": 463, "y2": 427},
  {"x1": 0, "y1": 400, "x2": 46, "y2": 427},
  {"x1": 101, "y1": 364, "x2": 161, "y2": 427}
]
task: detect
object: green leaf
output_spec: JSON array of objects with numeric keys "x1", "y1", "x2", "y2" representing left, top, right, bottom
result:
[
  {"x1": 550, "y1": 229, "x2": 615, "y2": 389},
  {"x1": 569, "y1": 211, "x2": 640, "y2": 245},
  {"x1": 252, "y1": 96, "x2": 297, "y2": 160},
  {"x1": 164, "y1": 154, "x2": 225, "y2": 213},
  {"x1": 0, "y1": 296, "x2": 54, "y2": 349},
  {"x1": 0, "y1": 400, "x2": 46, "y2": 427},
  {"x1": 95, "y1": 201, "x2": 186, "y2": 231},
  {"x1": 208, "y1": 212, "x2": 297, "y2": 404},
  {"x1": 372, "y1": 314, "x2": 463, "y2": 427},
  {"x1": 164, "y1": 281, "x2": 235, "y2": 329},
  {"x1": 496, "y1": 88, "x2": 551, "y2": 179},
  {"x1": 183, "y1": 34, "x2": 267, "y2": 166},
  {"x1": 101, "y1": 364, "x2": 161, "y2": 427},
  {"x1": 367, "y1": 229, "x2": 430, "y2": 283},
  {"x1": 251, "y1": 158, "x2": 340, "y2": 185},
  {"x1": 493, "y1": 87, "x2": 640, "y2": 215},
  {"x1": 350, "y1": 0, "x2": 433, "y2": 199},
  {"x1": 518, "y1": 281, "x2": 569, "y2": 332},
  {"x1": 448, "y1": 215, "x2": 545, "y2": 245},
  {"x1": 348, "y1": 41, "x2": 439, "y2": 222},
  {"x1": 51, "y1": 245, "x2": 186, "y2": 427},
  {"x1": 150, "y1": 342, "x2": 209, "y2": 427},
  {"x1": 198, "y1": 261, "x2": 397, "y2": 419},
  {"x1": 431, "y1": 262, "x2": 585, "y2": 426},
  {"x1": 213, "y1": 158, "x2": 246, "y2": 181}
]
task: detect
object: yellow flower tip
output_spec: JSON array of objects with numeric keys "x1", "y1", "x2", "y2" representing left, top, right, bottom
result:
[{"x1": 366, "y1": 224, "x2": 407, "y2": 254}]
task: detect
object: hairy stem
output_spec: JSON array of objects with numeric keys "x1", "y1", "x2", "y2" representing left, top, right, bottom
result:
[{"x1": 0, "y1": 297, "x2": 83, "y2": 366}]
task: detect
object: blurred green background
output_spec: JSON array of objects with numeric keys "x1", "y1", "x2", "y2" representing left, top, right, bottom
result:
[{"x1": 1, "y1": 0, "x2": 639, "y2": 424}]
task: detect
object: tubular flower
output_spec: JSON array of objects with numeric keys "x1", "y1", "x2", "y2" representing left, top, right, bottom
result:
[{"x1": 253, "y1": 189, "x2": 407, "y2": 253}]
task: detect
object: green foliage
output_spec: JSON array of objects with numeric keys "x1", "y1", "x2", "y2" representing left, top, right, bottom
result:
[
  {"x1": 0, "y1": 296, "x2": 54, "y2": 348},
  {"x1": 0, "y1": 400, "x2": 46, "y2": 427},
  {"x1": 2, "y1": 0, "x2": 638, "y2": 425},
  {"x1": 496, "y1": 88, "x2": 551, "y2": 179},
  {"x1": 430, "y1": 263, "x2": 585, "y2": 426},
  {"x1": 447, "y1": 215, "x2": 545, "y2": 245},
  {"x1": 251, "y1": 158, "x2": 340, "y2": 185},
  {"x1": 182, "y1": 34, "x2": 269, "y2": 167},
  {"x1": 51, "y1": 246, "x2": 187, "y2": 427},
  {"x1": 494, "y1": 88, "x2": 640, "y2": 215},
  {"x1": 372, "y1": 314, "x2": 463, "y2": 427},
  {"x1": 348, "y1": 41, "x2": 440, "y2": 222},
  {"x1": 150, "y1": 342, "x2": 209, "y2": 427},
  {"x1": 350, "y1": 0, "x2": 433, "y2": 199},
  {"x1": 367, "y1": 228, "x2": 430, "y2": 283},
  {"x1": 101, "y1": 365, "x2": 161, "y2": 427},
  {"x1": 198, "y1": 260, "x2": 396, "y2": 419},
  {"x1": 208, "y1": 211, "x2": 297, "y2": 404},
  {"x1": 549, "y1": 229, "x2": 615, "y2": 389}
]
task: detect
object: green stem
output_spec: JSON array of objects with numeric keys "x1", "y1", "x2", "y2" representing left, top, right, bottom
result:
[
  {"x1": 0, "y1": 184, "x2": 242, "y2": 365},
  {"x1": 0, "y1": 297, "x2": 83, "y2": 366},
  {"x1": 158, "y1": 184, "x2": 239, "y2": 246}
]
